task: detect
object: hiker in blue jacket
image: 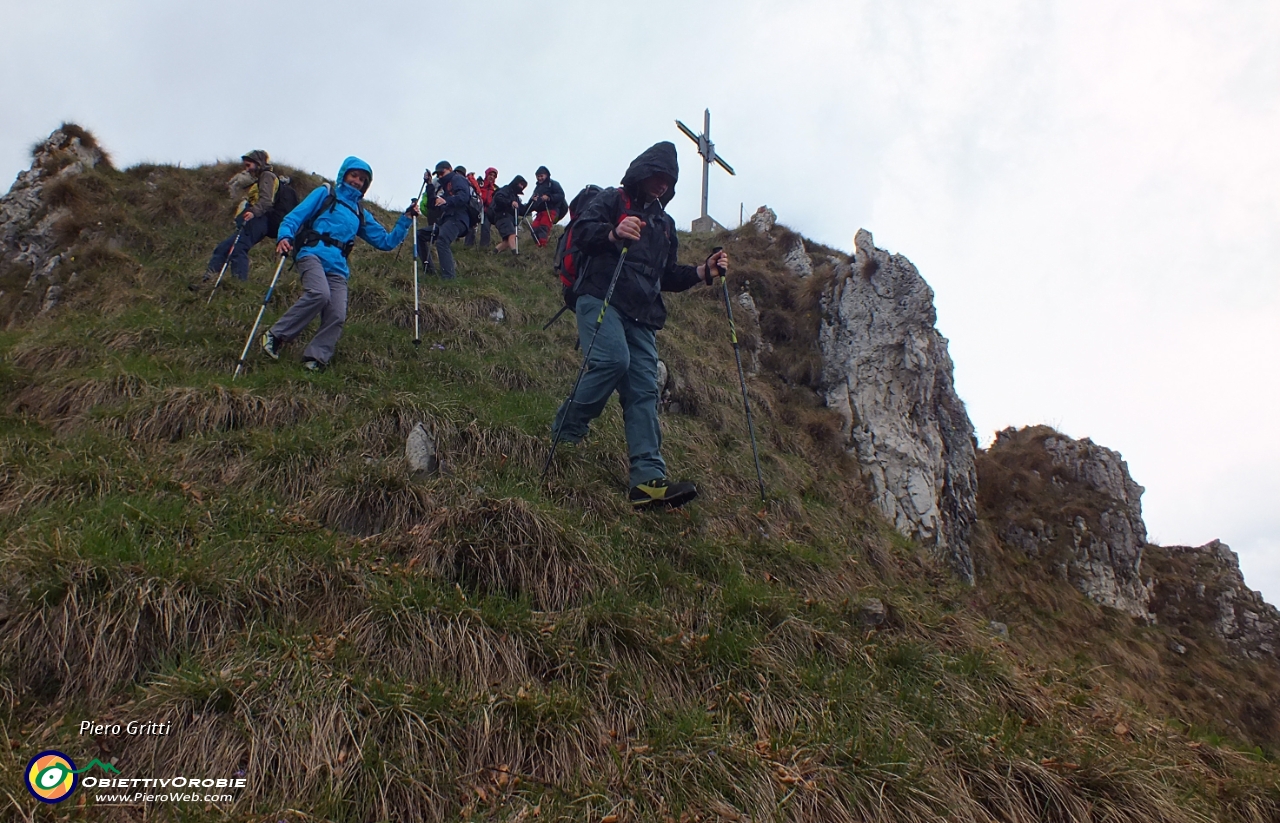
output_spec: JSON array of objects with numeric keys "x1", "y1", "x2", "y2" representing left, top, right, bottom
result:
[{"x1": 261, "y1": 156, "x2": 416, "y2": 371}]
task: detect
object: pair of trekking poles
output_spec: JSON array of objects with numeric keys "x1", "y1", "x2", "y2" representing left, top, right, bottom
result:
[{"x1": 542, "y1": 246, "x2": 767, "y2": 502}]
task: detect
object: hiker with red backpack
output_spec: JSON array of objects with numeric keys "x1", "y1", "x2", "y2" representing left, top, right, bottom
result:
[
  {"x1": 197, "y1": 150, "x2": 296, "y2": 288},
  {"x1": 547, "y1": 141, "x2": 728, "y2": 509},
  {"x1": 526, "y1": 165, "x2": 567, "y2": 247},
  {"x1": 259, "y1": 156, "x2": 416, "y2": 372},
  {"x1": 491, "y1": 175, "x2": 527, "y2": 254}
]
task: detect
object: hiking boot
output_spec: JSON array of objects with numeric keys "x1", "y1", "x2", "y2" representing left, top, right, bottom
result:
[
  {"x1": 302, "y1": 359, "x2": 323, "y2": 372},
  {"x1": 188, "y1": 271, "x2": 215, "y2": 292},
  {"x1": 260, "y1": 331, "x2": 281, "y2": 360},
  {"x1": 629, "y1": 478, "x2": 698, "y2": 510}
]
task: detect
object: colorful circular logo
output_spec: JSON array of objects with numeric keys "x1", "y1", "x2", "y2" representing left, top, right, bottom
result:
[{"x1": 25, "y1": 751, "x2": 77, "y2": 803}]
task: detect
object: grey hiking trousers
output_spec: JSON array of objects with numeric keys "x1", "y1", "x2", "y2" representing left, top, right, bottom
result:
[{"x1": 269, "y1": 255, "x2": 349, "y2": 366}]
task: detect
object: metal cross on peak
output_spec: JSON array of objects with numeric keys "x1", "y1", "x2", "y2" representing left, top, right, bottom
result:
[{"x1": 675, "y1": 108, "x2": 735, "y2": 232}]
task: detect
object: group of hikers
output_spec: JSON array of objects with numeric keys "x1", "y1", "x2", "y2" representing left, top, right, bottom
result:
[{"x1": 196, "y1": 142, "x2": 732, "y2": 510}]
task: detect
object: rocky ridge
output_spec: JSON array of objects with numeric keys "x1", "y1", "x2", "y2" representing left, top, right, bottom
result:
[
  {"x1": 980, "y1": 426, "x2": 1153, "y2": 619},
  {"x1": 1148, "y1": 539, "x2": 1280, "y2": 660},
  {"x1": 0, "y1": 125, "x2": 106, "y2": 314}
]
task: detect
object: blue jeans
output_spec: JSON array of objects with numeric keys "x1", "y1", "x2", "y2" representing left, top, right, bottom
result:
[
  {"x1": 206, "y1": 216, "x2": 271, "y2": 280},
  {"x1": 552, "y1": 294, "x2": 666, "y2": 487}
]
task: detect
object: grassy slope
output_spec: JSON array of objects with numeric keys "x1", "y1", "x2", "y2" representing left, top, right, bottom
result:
[{"x1": 2, "y1": 159, "x2": 1279, "y2": 822}]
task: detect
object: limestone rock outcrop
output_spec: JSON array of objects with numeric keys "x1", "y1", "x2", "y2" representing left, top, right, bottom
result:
[
  {"x1": 781, "y1": 238, "x2": 813, "y2": 278},
  {"x1": 977, "y1": 426, "x2": 1153, "y2": 619},
  {"x1": 1147, "y1": 540, "x2": 1280, "y2": 660},
  {"x1": 748, "y1": 206, "x2": 776, "y2": 234},
  {"x1": 0, "y1": 125, "x2": 107, "y2": 314},
  {"x1": 819, "y1": 229, "x2": 978, "y2": 582}
]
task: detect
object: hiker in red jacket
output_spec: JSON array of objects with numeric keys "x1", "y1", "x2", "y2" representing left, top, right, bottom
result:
[{"x1": 475, "y1": 167, "x2": 498, "y2": 246}]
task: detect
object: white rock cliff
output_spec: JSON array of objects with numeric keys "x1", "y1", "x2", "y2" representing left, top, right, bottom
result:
[{"x1": 819, "y1": 229, "x2": 978, "y2": 582}]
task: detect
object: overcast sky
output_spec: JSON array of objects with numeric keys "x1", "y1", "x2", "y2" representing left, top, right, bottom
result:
[{"x1": 3, "y1": 1, "x2": 1277, "y2": 603}]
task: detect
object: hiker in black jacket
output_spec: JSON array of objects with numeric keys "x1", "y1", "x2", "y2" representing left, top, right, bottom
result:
[
  {"x1": 417, "y1": 161, "x2": 471, "y2": 280},
  {"x1": 526, "y1": 165, "x2": 567, "y2": 247},
  {"x1": 491, "y1": 175, "x2": 526, "y2": 254},
  {"x1": 550, "y1": 141, "x2": 728, "y2": 509}
]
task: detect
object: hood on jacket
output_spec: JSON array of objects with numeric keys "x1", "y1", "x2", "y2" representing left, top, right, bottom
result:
[
  {"x1": 484, "y1": 167, "x2": 498, "y2": 179},
  {"x1": 535, "y1": 165, "x2": 550, "y2": 178},
  {"x1": 241, "y1": 149, "x2": 271, "y2": 170},
  {"x1": 337, "y1": 156, "x2": 373, "y2": 194},
  {"x1": 620, "y1": 142, "x2": 678, "y2": 206},
  {"x1": 508, "y1": 175, "x2": 527, "y2": 192}
]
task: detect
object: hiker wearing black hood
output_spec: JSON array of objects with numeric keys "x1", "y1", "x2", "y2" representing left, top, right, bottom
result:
[
  {"x1": 491, "y1": 175, "x2": 527, "y2": 254},
  {"x1": 526, "y1": 165, "x2": 567, "y2": 247},
  {"x1": 550, "y1": 141, "x2": 728, "y2": 509}
]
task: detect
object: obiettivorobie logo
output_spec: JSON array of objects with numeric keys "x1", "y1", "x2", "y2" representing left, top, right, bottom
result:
[
  {"x1": 24, "y1": 750, "x2": 246, "y2": 807},
  {"x1": 24, "y1": 752, "x2": 119, "y2": 803}
]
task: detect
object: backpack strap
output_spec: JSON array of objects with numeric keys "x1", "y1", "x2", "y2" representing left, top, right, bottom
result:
[{"x1": 296, "y1": 184, "x2": 364, "y2": 259}]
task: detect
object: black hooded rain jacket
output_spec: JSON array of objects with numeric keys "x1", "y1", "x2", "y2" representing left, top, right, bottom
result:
[{"x1": 572, "y1": 142, "x2": 700, "y2": 329}]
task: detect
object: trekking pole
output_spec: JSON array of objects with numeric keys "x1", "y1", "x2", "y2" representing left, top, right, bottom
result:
[
  {"x1": 412, "y1": 212, "x2": 422, "y2": 347},
  {"x1": 206, "y1": 223, "x2": 244, "y2": 305},
  {"x1": 542, "y1": 246, "x2": 630, "y2": 481},
  {"x1": 233, "y1": 253, "x2": 287, "y2": 379},
  {"x1": 407, "y1": 178, "x2": 428, "y2": 346},
  {"x1": 513, "y1": 202, "x2": 520, "y2": 256},
  {"x1": 713, "y1": 246, "x2": 766, "y2": 502}
]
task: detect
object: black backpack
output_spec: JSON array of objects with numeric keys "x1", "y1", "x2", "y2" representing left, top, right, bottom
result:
[
  {"x1": 266, "y1": 176, "x2": 300, "y2": 239},
  {"x1": 465, "y1": 182, "x2": 483, "y2": 226}
]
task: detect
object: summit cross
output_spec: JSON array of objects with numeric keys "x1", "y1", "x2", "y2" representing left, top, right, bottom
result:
[{"x1": 675, "y1": 108, "x2": 735, "y2": 232}]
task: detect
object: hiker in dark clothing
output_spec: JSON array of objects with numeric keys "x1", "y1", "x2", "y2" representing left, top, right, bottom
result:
[
  {"x1": 491, "y1": 175, "x2": 527, "y2": 254},
  {"x1": 476, "y1": 167, "x2": 499, "y2": 246},
  {"x1": 459, "y1": 166, "x2": 482, "y2": 247},
  {"x1": 526, "y1": 165, "x2": 567, "y2": 247},
  {"x1": 550, "y1": 141, "x2": 728, "y2": 509},
  {"x1": 199, "y1": 150, "x2": 279, "y2": 285},
  {"x1": 416, "y1": 161, "x2": 471, "y2": 279}
]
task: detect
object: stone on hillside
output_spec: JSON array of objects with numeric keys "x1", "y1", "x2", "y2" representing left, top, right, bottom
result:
[
  {"x1": 40, "y1": 284, "x2": 61, "y2": 314},
  {"x1": 782, "y1": 238, "x2": 812, "y2": 278},
  {"x1": 819, "y1": 229, "x2": 977, "y2": 583},
  {"x1": 858, "y1": 598, "x2": 887, "y2": 627},
  {"x1": 982, "y1": 426, "x2": 1153, "y2": 620},
  {"x1": 489, "y1": 306, "x2": 505, "y2": 323},
  {"x1": 406, "y1": 422, "x2": 439, "y2": 480},
  {"x1": 748, "y1": 206, "x2": 776, "y2": 234}
]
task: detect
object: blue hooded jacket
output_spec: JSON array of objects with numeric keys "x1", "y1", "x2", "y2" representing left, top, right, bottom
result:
[{"x1": 277, "y1": 156, "x2": 411, "y2": 279}]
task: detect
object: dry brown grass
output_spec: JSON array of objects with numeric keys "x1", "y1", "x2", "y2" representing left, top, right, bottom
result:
[
  {"x1": 390, "y1": 496, "x2": 608, "y2": 610},
  {"x1": 116, "y1": 385, "x2": 314, "y2": 442}
]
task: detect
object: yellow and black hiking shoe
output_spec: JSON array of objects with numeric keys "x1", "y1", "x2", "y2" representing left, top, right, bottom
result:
[
  {"x1": 629, "y1": 478, "x2": 698, "y2": 510},
  {"x1": 260, "y1": 331, "x2": 281, "y2": 360}
]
